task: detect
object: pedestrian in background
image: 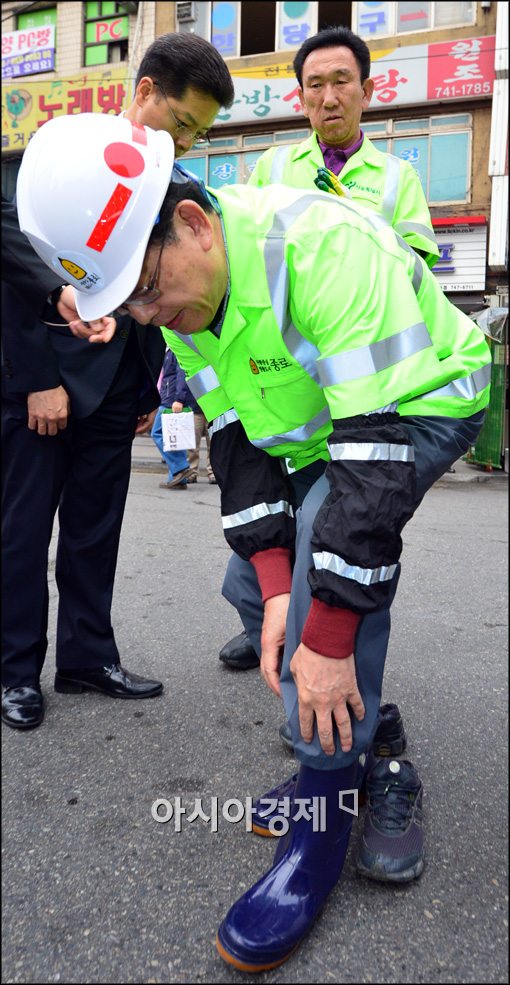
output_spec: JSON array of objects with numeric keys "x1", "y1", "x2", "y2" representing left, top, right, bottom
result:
[{"x1": 152, "y1": 348, "x2": 192, "y2": 490}]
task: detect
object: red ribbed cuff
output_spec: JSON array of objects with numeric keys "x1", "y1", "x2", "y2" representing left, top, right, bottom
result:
[
  {"x1": 301, "y1": 598, "x2": 361, "y2": 659},
  {"x1": 249, "y1": 548, "x2": 292, "y2": 602}
]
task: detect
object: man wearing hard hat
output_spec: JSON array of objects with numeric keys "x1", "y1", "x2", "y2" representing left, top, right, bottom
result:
[{"x1": 16, "y1": 112, "x2": 490, "y2": 972}]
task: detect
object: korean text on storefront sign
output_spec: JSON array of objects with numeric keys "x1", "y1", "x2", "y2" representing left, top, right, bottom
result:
[{"x1": 2, "y1": 25, "x2": 56, "y2": 79}]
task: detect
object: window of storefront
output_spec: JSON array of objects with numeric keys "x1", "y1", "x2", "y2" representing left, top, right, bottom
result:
[
  {"x1": 363, "y1": 114, "x2": 472, "y2": 204},
  {"x1": 179, "y1": 2, "x2": 362, "y2": 58},
  {"x1": 184, "y1": 128, "x2": 311, "y2": 188},
  {"x1": 17, "y1": 6, "x2": 57, "y2": 30},
  {"x1": 84, "y1": 1, "x2": 129, "y2": 67},
  {"x1": 354, "y1": 1, "x2": 475, "y2": 38}
]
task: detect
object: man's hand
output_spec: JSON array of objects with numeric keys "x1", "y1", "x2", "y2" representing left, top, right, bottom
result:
[
  {"x1": 290, "y1": 646, "x2": 365, "y2": 755},
  {"x1": 57, "y1": 286, "x2": 117, "y2": 343},
  {"x1": 134, "y1": 408, "x2": 157, "y2": 436},
  {"x1": 172, "y1": 401, "x2": 184, "y2": 413},
  {"x1": 259, "y1": 593, "x2": 290, "y2": 698},
  {"x1": 27, "y1": 386, "x2": 70, "y2": 436}
]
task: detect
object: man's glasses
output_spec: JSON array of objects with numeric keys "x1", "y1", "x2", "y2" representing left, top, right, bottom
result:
[
  {"x1": 153, "y1": 81, "x2": 211, "y2": 146},
  {"x1": 119, "y1": 235, "x2": 166, "y2": 312}
]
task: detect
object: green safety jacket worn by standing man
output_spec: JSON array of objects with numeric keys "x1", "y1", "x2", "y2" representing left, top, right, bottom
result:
[
  {"x1": 249, "y1": 131, "x2": 440, "y2": 269},
  {"x1": 163, "y1": 183, "x2": 490, "y2": 694}
]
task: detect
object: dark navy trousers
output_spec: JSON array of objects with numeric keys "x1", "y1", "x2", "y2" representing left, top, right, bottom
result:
[{"x1": 1, "y1": 342, "x2": 142, "y2": 688}]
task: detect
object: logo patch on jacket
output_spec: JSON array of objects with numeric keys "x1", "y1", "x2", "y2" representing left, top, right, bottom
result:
[
  {"x1": 250, "y1": 356, "x2": 293, "y2": 374},
  {"x1": 343, "y1": 180, "x2": 380, "y2": 197}
]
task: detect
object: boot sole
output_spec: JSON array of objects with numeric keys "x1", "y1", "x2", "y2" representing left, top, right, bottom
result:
[{"x1": 216, "y1": 933, "x2": 299, "y2": 972}]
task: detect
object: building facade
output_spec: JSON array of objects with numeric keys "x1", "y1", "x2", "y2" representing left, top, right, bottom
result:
[{"x1": 2, "y1": 1, "x2": 507, "y2": 306}]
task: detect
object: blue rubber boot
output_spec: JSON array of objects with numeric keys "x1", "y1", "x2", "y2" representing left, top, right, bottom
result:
[
  {"x1": 252, "y1": 703, "x2": 406, "y2": 837},
  {"x1": 216, "y1": 761, "x2": 358, "y2": 972}
]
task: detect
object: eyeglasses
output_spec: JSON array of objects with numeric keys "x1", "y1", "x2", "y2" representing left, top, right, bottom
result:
[
  {"x1": 153, "y1": 81, "x2": 211, "y2": 146},
  {"x1": 119, "y1": 235, "x2": 166, "y2": 312}
]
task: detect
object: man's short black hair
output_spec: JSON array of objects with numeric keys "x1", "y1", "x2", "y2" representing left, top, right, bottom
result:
[
  {"x1": 293, "y1": 27, "x2": 371, "y2": 87},
  {"x1": 135, "y1": 32, "x2": 234, "y2": 108},
  {"x1": 148, "y1": 173, "x2": 215, "y2": 249}
]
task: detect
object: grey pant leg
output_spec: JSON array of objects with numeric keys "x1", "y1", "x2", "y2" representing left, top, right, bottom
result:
[
  {"x1": 222, "y1": 553, "x2": 263, "y2": 658},
  {"x1": 279, "y1": 474, "x2": 396, "y2": 770},
  {"x1": 280, "y1": 412, "x2": 485, "y2": 770},
  {"x1": 222, "y1": 413, "x2": 485, "y2": 768}
]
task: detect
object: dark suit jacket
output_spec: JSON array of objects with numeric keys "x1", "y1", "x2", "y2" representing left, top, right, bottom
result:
[{"x1": 2, "y1": 200, "x2": 165, "y2": 418}]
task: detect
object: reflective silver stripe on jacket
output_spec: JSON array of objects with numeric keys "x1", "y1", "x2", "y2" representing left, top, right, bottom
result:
[
  {"x1": 208, "y1": 408, "x2": 239, "y2": 438},
  {"x1": 222, "y1": 499, "x2": 294, "y2": 530},
  {"x1": 187, "y1": 364, "x2": 221, "y2": 401},
  {"x1": 395, "y1": 220, "x2": 438, "y2": 250},
  {"x1": 318, "y1": 322, "x2": 433, "y2": 387},
  {"x1": 251, "y1": 406, "x2": 331, "y2": 449},
  {"x1": 369, "y1": 402, "x2": 398, "y2": 414},
  {"x1": 415, "y1": 363, "x2": 491, "y2": 403},
  {"x1": 395, "y1": 234, "x2": 424, "y2": 295},
  {"x1": 264, "y1": 193, "x2": 326, "y2": 327},
  {"x1": 312, "y1": 551, "x2": 398, "y2": 585},
  {"x1": 282, "y1": 321, "x2": 321, "y2": 383},
  {"x1": 269, "y1": 145, "x2": 292, "y2": 183},
  {"x1": 329, "y1": 441, "x2": 415, "y2": 462},
  {"x1": 381, "y1": 154, "x2": 401, "y2": 224},
  {"x1": 174, "y1": 331, "x2": 201, "y2": 354}
]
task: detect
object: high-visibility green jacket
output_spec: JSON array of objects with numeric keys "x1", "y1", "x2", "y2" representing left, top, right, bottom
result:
[
  {"x1": 162, "y1": 183, "x2": 490, "y2": 617},
  {"x1": 249, "y1": 132, "x2": 440, "y2": 268}
]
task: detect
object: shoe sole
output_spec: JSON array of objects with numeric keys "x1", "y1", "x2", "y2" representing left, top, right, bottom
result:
[
  {"x1": 54, "y1": 677, "x2": 163, "y2": 698},
  {"x1": 251, "y1": 822, "x2": 280, "y2": 838},
  {"x1": 357, "y1": 856, "x2": 425, "y2": 883},
  {"x1": 1, "y1": 713, "x2": 44, "y2": 729},
  {"x1": 216, "y1": 933, "x2": 299, "y2": 972},
  {"x1": 219, "y1": 659, "x2": 260, "y2": 671}
]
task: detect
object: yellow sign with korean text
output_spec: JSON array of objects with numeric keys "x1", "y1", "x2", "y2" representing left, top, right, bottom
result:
[{"x1": 2, "y1": 66, "x2": 130, "y2": 154}]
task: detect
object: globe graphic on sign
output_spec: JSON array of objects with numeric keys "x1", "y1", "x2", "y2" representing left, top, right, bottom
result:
[{"x1": 5, "y1": 89, "x2": 32, "y2": 128}]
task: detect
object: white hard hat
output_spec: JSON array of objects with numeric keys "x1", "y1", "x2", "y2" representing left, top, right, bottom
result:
[{"x1": 16, "y1": 113, "x2": 174, "y2": 320}]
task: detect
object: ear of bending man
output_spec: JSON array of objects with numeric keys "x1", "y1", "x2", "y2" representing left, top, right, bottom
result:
[
  {"x1": 16, "y1": 113, "x2": 490, "y2": 971},
  {"x1": 1, "y1": 35, "x2": 234, "y2": 732}
]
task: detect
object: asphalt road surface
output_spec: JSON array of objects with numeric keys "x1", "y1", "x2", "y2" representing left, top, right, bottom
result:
[{"x1": 2, "y1": 466, "x2": 508, "y2": 984}]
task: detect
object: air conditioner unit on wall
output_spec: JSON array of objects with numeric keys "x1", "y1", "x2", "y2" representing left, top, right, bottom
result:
[
  {"x1": 176, "y1": 2, "x2": 197, "y2": 23},
  {"x1": 117, "y1": 1, "x2": 139, "y2": 12}
]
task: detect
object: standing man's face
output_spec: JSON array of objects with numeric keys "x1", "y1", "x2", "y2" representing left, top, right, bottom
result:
[
  {"x1": 134, "y1": 80, "x2": 221, "y2": 157},
  {"x1": 298, "y1": 46, "x2": 374, "y2": 148}
]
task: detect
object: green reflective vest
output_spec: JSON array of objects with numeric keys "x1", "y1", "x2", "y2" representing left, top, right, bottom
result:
[
  {"x1": 162, "y1": 184, "x2": 489, "y2": 473},
  {"x1": 249, "y1": 132, "x2": 440, "y2": 268}
]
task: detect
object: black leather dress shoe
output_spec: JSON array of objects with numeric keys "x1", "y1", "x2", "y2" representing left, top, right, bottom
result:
[
  {"x1": 219, "y1": 631, "x2": 260, "y2": 670},
  {"x1": 2, "y1": 686, "x2": 44, "y2": 729},
  {"x1": 54, "y1": 663, "x2": 163, "y2": 699}
]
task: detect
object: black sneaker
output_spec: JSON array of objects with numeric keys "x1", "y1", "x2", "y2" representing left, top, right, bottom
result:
[
  {"x1": 278, "y1": 702, "x2": 406, "y2": 757},
  {"x1": 357, "y1": 759, "x2": 424, "y2": 883}
]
